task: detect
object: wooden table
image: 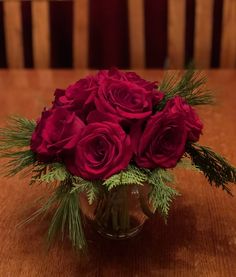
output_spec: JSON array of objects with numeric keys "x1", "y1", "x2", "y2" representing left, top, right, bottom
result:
[{"x1": 0, "y1": 70, "x2": 236, "y2": 277}]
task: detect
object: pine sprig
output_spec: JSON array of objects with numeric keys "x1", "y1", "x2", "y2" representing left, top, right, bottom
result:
[
  {"x1": 148, "y1": 169, "x2": 179, "y2": 219},
  {"x1": 19, "y1": 181, "x2": 87, "y2": 251},
  {"x1": 158, "y1": 69, "x2": 214, "y2": 108},
  {"x1": 186, "y1": 143, "x2": 236, "y2": 195},
  {"x1": 0, "y1": 116, "x2": 36, "y2": 150},
  {"x1": 103, "y1": 165, "x2": 148, "y2": 191},
  {"x1": 47, "y1": 185, "x2": 86, "y2": 250},
  {"x1": 0, "y1": 149, "x2": 36, "y2": 177}
]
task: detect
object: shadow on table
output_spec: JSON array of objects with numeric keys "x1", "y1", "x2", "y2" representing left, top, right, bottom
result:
[
  {"x1": 76, "y1": 197, "x2": 198, "y2": 276},
  {"x1": 16, "y1": 196, "x2": 236, "y2": 276}
]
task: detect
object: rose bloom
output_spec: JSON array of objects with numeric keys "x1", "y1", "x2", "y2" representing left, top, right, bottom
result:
[
  {"x1": 31, "y1": 107, "x2": 84, "y2": 161},
  {"x1": 97, "y1": 68, "x2": 158, "y2": 91},
  {"x1": 66, "y1": 121, "x2": 132, "y2": 180},
  {"x1": 135, "y1": 96, "x2": 203, "y2": 169},
  {"x1": 87, "y1": 77, "x2": 163, "y2": 126},
  {"x1": 164, "y1": 96, "x2": 203, "y2": 141},
  {"x1": 135, "y1": 110, "x2": 188, "y2": 169},
  {"x1": 53, "y1": 69, "x2": 163, "y2": 125},
  {"x1": 53, "y1": 75, "x2": 98, "y2": 121}
]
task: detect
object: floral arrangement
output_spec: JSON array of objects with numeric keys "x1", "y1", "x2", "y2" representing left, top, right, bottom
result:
[{"x1": 0, "y1": 68, "x2": 236, "y2": 251}]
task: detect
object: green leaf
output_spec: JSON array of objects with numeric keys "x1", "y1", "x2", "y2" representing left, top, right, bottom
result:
[
  {"x1": 103, "y1": 165, "x2": 148, "y2": 191},
  {"x1": 148, "y1": 169, "x2": 179, "y2": 219}
]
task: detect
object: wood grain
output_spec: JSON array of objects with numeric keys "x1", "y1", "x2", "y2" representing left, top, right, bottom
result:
[
  {"x1": 32, "y1": 0, "x2": 50, "y2": 68},
  {"x1": 168, "y1": 0, "x2": 186, "y2": 69},
  {"x1": 128, "y1": 0, "x2": 145, "y2": 68},
  {"x1": 220, "y1": 0, "x2": 236, "y2": 68},
  {"x1": 73, "y1": 0, "x2": 89, "y2": 68},
  {"x1": 194, "y1": 0, "x2": 214, "y2": 68},
  {"x1": 0, "y1": 70, "x2": 236, "y2": 276},
  {"x1": 3, "y1": 0, "x2": 24, "y2": 68}
]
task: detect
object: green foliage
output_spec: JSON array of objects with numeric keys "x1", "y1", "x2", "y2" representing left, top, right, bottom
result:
[
  {"x1": 0, "y1": 115, "x2": 36, "y2": 177},
  {"x1": 72, "y1": 177, "x2": 100, "y2": 205},
  {"x1": 36, "y1": 163, "x2": 69, "y2": 183},
  {"x1": 19, "y1": 182, "x2": 87, "y2": 251},
  {"x1": 0, "y1": 115, "x2": 36, "y2": 150},
  {"x1": 148, "y1": 169, "x2": 179, "y2": 219},
  {"x1": 177, "y1": 157, "x2": 201, "y2": 172},
  {"x1": 103, "y1": 165, "x2": 148, "y2": 191},
  {"x1": 30, "y1": 164, "x2": 48, "y2": 185},
  {"x1": 186, "y1": 143, "x2": 236, "y2": 195},
  {"x1": 0, "y1": 149, "x2": 36, "y2": 177},
  {"x1": 158, "y1": 69, "x2": 214, "y2": 109}
]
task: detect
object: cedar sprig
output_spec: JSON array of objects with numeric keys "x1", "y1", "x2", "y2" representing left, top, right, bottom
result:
[
  {"x1": 158, "y1": 69, "x2": 214, "y2": 109},
  {"x1": 147, "y1": 169, "x2": 179, "y2": 220},
  {"x1": 186, "y1": 143, "x2": 236, "y2": 195}
]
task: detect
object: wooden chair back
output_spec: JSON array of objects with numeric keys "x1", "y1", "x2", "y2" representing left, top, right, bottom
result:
[
  {"x1": 3, "y1": 0, "x2": 88, "y2": 68},
  {"x1": 2, "y1": 0, "x2": 236, "y2": 68}
]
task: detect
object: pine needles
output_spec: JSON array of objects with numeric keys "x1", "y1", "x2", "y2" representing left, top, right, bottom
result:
[
  {"x1": 158, "y1": 69, "x2": 214, "y2": 108},
  {"x1": 186, "y1": 143, "x2": 236, "y2": 195},
  {"x1": 0, "y1": 116, "x2": 36, "y2": 150},
  {"x1": 0, "y1": 116, "x2": 37, "y2": 176},
  {"x1": 19, "y1": 182, "x2": 87, "y2": 251},
  {"x1": 0, "y1": 150, "x2": 36, "y2": 177}
]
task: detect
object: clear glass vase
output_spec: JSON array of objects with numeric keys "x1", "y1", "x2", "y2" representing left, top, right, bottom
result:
[{"x1": 80, "y1": 184, "x2": 153, "y2": 239}]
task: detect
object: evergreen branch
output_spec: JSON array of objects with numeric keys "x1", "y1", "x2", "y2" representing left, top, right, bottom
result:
[
  {"x1": 177, "y1": 157, "x2": 201, "y2": 172},
  {"x1": 158, "y1": 69, "x2": 214, "y2": 109},
  {"x1": 72, "y1": 177, "x2": 100, "y2": 205},
  {"x1": 103, "y1": 165, "x2": 148, "y2": 191},
  {"x1": 36, "y1": 163, "x2": 69, "y2": 183},
  {"x1": 18, "y1": 181, "x2": 87, "y2": 251},
  {"x1": 0, "y1": 149, "x2": 36, "y2": 177},
  {"x1": 186, "y1": 143, "x2": 236, "y2": 195},
  {"x1": 0, "y1": 115, "x2": 36, "y2": 150},
  {"x1": 148, "y1": 169, "x2": 179, "y2": 219},
  {"x1": 30, "y1": 164, "x2": 48, "y2": 185}
]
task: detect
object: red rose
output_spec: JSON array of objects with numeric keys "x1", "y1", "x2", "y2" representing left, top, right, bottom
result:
[
  {"x1": 135, "y1": 110, "x2": 188, "y2": 169},
  {"x1": 53, "y1": 76, "x2": 98, "y2": 121},
  {"x1": 66, "y1": 121, "x2": 132, "y2": 180},
  {"x1": 164, "y1": 96, "x2": 203, "y2": 141},
  {"x1": 52, "y1": 69, "x2": 162, "y2": 126},
  {"x1": 31, "y1": 107, "x2": 84, "y2": 161},
  {"x1": 87, "y1": 68, "x2": 163, "y2": 125},
  {"x1": 89, "y1": 78, "x2": 156, "y2": 125},
  {"x1": 97, "y1": 68, "x2": 158, "y2": 90}
]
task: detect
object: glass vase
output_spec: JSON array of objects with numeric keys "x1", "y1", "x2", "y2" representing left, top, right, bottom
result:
[{"x1": 80, "y1": 184, "x2": 153, "y2": 240}]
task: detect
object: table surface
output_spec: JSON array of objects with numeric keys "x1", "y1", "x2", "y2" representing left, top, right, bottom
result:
[{"x1": 0, "y1": 70, "x2": 236, "y2": 277}]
